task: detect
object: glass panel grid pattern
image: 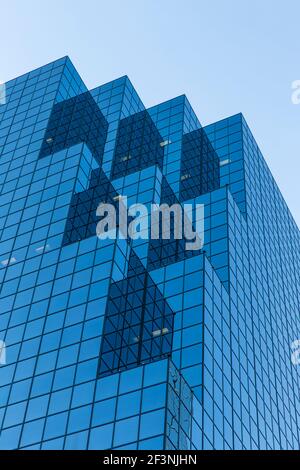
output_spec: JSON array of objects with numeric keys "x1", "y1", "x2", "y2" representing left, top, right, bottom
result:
[{"x1": 0, "y1": 57, "x2": 299, "y2": 450}]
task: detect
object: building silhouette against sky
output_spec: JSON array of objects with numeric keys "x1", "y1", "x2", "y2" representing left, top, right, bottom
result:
[{"x1": 0, "y1": 57, "x2": 299, "y2": 450}]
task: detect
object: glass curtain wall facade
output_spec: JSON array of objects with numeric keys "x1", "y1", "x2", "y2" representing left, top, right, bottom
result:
[{"x1": 0, "y1": 57, "x2": 299, "y2": 450}]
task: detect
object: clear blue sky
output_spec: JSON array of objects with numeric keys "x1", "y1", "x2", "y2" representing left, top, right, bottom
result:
[{"x1": 1, "y1": 0, "x2": 300, "y2": 225}]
